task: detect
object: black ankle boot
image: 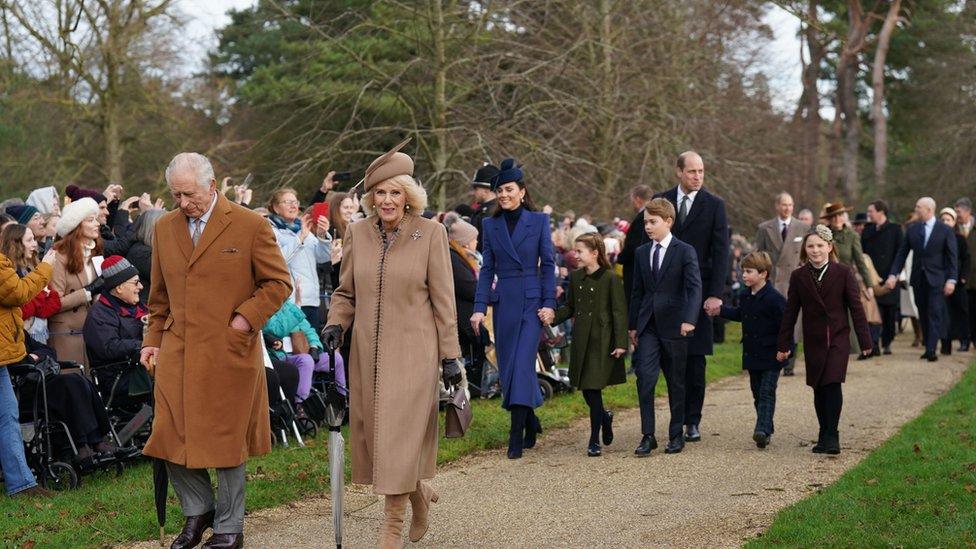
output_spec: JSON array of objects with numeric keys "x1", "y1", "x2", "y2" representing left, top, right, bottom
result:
[
  {"x1": 523, "y1": 411, "x2": 542, "y2": 449},
  {"x1": 811, "y1": 430, "x2": 826, "y2": 454},
  {"x1": 825, "y1": 432, "x2": 841, "y2": 455},
  {"x1": 941, "y1": 339, "x2": 952, "y2": 355},
  {"x1": 508, "y1": 408, "x2": 526, "y2": 459}
]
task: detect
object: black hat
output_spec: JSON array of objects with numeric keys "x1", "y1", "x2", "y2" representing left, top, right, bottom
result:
[
  {"x1": 852, "y1": 212, "x2": 869, "y2": 225},
  {"x1": 472, "y1": 163, "x2": 499, "y2": 189},
  {"x1": 490, "y1": 158, "x2": 523, "y2": 191}
]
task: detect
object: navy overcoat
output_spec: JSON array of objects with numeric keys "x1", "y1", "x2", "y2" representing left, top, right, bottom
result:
[{"x1": 474, "y1": 211, "x2": 557, "y2": 409}]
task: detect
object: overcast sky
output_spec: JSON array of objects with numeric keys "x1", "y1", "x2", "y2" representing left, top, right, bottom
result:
[{"x1": 179, "y1": 0, "x2": 803, "y2": 111}]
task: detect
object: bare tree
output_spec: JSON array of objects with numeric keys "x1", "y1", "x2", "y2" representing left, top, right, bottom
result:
[{"x1": 870, "y1": 0, "x2": 903, "y2": 190}]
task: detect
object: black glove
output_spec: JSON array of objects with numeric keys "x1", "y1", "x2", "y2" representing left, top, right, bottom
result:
[
  {"x1": 441, "y1": 358, "x2": 463, "y2": 387},
  {"x1": 309, "y1": 347, "x2": 322, "y2": 363},
  {"x1": 85, "y1": 277, "x2": 105, "y2": 298},
  {"x1": 320, "y1": 325, "x2": 343, "y2": 352}
]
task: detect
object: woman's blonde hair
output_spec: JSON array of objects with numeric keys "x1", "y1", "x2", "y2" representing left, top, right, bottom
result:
[{"x1": 361, "y1": 174, "x2": 428, "y2": 214}]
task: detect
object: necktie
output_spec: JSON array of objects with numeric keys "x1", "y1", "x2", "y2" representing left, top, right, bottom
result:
[
  {"x1": 781, "y1": 222, "x2": 788, "y2": 242},
  {"x1": 191, "y1": 219, "x2": 203, "y2": 246},
  {"x1": 923, "y1": 222, "x2": 931, "y2": 247},
  {"x1": 651, "y1": 243, "x2": 661, "y2": 281},
  {"x1": 677, "y1": 196, "x2": 689, "y2": 226}
]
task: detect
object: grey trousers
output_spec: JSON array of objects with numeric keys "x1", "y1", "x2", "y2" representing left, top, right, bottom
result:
[{"x1": 166, "y1": 462, "x2": 246, "y2": 534}]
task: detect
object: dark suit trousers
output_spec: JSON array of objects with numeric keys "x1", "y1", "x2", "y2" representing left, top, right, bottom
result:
[
  {"x1": 684, "y1": 354, "x2": 707, "y2": 427},
  {"x1": 748, "y1": 370, "x2": 779, "y2": 436},
  {"x1": 879, "y1": 303, "x2": 899, "y2": 348},
  {"x1": 913, "y1": 279, "x2": 948, "y2": 354},
  {"x1": 968, "y1": 289, "x2": 976, "y2": 344},
  {"x1": 634, "y1": 324, "x2": 687, "y2": 440}
]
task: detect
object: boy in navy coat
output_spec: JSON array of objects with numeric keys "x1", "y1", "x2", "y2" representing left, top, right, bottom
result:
[
  {"x1": 628, "y1": 198, "x2": 702, "y2": 455},
  {"x1": 711, "y1": 251, "x2": 786, "y2": 448}
]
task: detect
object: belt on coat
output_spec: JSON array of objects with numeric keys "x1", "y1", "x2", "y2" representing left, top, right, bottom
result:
[{"x1": 495, "y1": 269, "x2": 540, "y2": 280}]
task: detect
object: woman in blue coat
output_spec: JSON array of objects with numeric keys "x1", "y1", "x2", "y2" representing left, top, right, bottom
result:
[{"x1": 470, "y1": 158, "x2": 557, "y2": 459}]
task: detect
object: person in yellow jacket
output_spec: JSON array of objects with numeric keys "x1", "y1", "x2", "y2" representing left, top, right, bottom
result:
[{"x1": 0, "y1": 246, "x2": 56, "y2": 497}]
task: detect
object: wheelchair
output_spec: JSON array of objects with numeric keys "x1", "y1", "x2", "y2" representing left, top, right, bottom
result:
[
  {"x1": 6, "y1": 361, "x2": 132, "y2": 491},
  {"x1": 86, "y1": 356, "x2": 155, "y2": 451}
]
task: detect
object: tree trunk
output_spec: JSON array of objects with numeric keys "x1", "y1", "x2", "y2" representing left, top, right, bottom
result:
[
  {"x1": 871, "y1": 0, "x2": 901, "y2": 191},
  {"x1": 802, "y1": 0, "x2": 824, "y2": 199},
  {"x1": 596, "y1": 0, "x2": 617, "y2": 211},
  {"x1": 430, "y1": 0, "x2": 449, "y2": 210},
  {"x1": 834, "y1": 0, "x2": 870, "y2": 200}
]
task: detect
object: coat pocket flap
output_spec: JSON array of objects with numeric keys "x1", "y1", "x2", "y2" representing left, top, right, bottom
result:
[{"x1": 163, "y1": 316, "x2": 174, "y2": 331}]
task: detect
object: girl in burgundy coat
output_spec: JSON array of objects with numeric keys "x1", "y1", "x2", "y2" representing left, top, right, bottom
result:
[{"x1": 778, "y1": 225, "x2": 872, "y2": 455}]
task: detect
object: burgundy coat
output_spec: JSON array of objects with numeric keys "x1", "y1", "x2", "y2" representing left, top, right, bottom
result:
[{"x1": 778, "y1": 262, "x2": 872, "y2": 388}]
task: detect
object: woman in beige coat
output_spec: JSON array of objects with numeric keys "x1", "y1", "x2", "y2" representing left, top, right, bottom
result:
[
  {"x1": 48, "y1": 197, "x2": 103, "y2": 366},
  {"x1": 323, "y1": 140, "x2": 462, "y2": 549}
]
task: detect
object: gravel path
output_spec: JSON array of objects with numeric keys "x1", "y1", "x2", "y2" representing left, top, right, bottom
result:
[{"x1": 130, "y1": 339, "x2": 968, "y2": 548}]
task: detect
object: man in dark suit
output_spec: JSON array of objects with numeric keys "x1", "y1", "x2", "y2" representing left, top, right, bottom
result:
[
  {"x1": 652, "y1": 151, "x2": 730, "y2": 442},
  {"x1": 885, "y1": 197, "x2": 958, "y2": 361},
  {"x1": 469, "y1": 163, "x2": 499, "y2": 252},
  {"x1": 861, "y1": 199, "x2": 904, "y2": 355},
  {"x1": 618, "y1": 184, "x2": 655, "y2": 300},
  {"x1": 628, "y1": 198, "x2": 702, "y2": 455},
  {"x1": 955, "y1": 197, "x2": 976, "y2": 351}
]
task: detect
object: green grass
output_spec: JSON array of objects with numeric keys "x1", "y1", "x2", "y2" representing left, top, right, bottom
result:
[
  {"x1": 2, "y1": 325, "x2": 746, "y2": 548},
  {"x1": 747, "y1": 358, "x2": 976, "y2": 548}
]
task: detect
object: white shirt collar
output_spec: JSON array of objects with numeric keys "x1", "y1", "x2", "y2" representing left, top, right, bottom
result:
[
  {"x1": 677, "y1": 187, "x2": 698, "y2": 204},
  {"x1": 925, "y1": 216, "x2": 936, "y2": 229},
  {"x1": 191, "y1": 193, "x2": 219, "y2": 226},
  {"x1": 655, "y1": 232, "x2": 674, "y2": 249},
  {"x1": 778, "y1": 216, "x2": 791, "y2": 225}
]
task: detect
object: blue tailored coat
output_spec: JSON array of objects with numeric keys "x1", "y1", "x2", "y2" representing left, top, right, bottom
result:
[
  {"x1": 474, "y1": 211, "x2": 557, "y2": 410},
  {"x1": 719, "y1": 283, "x2": 787, "y2": 371}
]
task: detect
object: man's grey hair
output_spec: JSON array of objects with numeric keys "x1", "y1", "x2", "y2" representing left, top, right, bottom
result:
[
  {"x1": 775, "y1": 192, "x2": 793, "y2": 205},
  {"x1": 133, "y1": 208, "x2": 166, "y2": 245},
  {"x1": 165, "y1": 152, "x2": 215, "y2": 189},
  {"x1": 955, "y1": 197, "x2": 972, "y2": 210},
  {"x1": 918, "y1": 196, "x2": 937, "y2": 213}
]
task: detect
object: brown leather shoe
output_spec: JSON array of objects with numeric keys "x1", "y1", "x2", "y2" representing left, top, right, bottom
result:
[
  {"x1": 202, "y1": 533, "x2": 243, "y2": 549},
  {"x1": 170, "y1": 510, "x2": 215, "y2": 549}
]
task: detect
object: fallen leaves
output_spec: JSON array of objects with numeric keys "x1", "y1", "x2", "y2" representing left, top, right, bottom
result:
[{"x1": 865, "y1": 478, "x2": 879, "y2": 486}]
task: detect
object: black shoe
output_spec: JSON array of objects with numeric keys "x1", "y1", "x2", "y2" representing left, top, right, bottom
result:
[
  {"x1": 524, "y1": 414, "x2": 542, "y2": 449},
  {"x1": 634, "y1": 435, "x2": 657, "y2": 457},
  {"x1": 171, "y1": 510, "x2": 215, "y2": 549},
  {"x1": 202, "y1": 533, "x2": 243, "y2": 549},
  {"x1": 753, "y1": 431, "x2": 770, "y2": 449},
  {"x1": 871, "y1": 347, "x2": 882, "y2": 357},
  {"x1": 856, "y1": 353, "x2": 871, "y2": 361},
  {"x1": 664, "y1": 436, "x2": 685, "y2": 454},
  {"x1": 811, "y1": 431, "x2": 826, "y2": 454},
  {"x1": 883, "y1": 347, "x2": 892, "y2": 355},
  {"x1": 684, "y1": 424, "x2": 701, "y2": 442},
  {"x1": 940, "y1": 341, "x2": 952, "y2": 355},
  {"x1": 507, "y1": 446, "x2": 522, "y2": 459},
  {"x1": 824, "y1": 432, "x2": 841, "y2": 455},
  {"x1": 928, "y1": 354, "x2": 939, "y2": 362},
  {"x1": 587, "y1": 442, "x2": 602, "y2": 457},
  {"x1": 782, "y1": 368, "x2": 795, "y2": 376},
  {"x1": 601, "y1": 411, "x2": 614, "y2": 446},
  {"x1": 958, "y1": 343, "x2": 970, "y2": 352}
]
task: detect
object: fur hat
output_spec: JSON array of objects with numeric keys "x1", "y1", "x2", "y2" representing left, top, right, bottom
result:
[
  {"x1": 363, "y1": 138, "x2": 414, "y2": 192},
  {"x1": 5, "y1": 204, "x2": 39, "y2": 225},
  {"x1": 65, "y1": 184, "x2": 107, "y2": 204},
  {"x1": 445, "y1": 213, "x2": 478, "y2": 246},
  {"x1": 101, "y1": 255, "x2": 139, "y2": 292},
  {"x1": 472, "y1": 163, "x2": 499, "y2": 189},
  {"x1": 56, "y1": 197, "x2": 99, "y2": 237}
]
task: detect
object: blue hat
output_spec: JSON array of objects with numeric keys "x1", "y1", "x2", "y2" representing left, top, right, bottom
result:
[
  {"x1": 5, "y1": 204, "x2": 39, "y2": 225},
  {"x1": 490, "y1": 158, "x2": 523, "y2": 191}
]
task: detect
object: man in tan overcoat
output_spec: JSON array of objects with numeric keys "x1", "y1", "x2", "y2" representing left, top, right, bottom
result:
[
  {"x1": 755, "y1": 192, "x2": 809, "y2": 375},
  {"x1": 140, "y1": 152, "x2": 291, "y2": 549}
]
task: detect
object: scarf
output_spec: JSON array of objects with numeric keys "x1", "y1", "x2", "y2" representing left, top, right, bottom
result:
[
  {"x1": 269, "y1": 214, "x2": 302, "y2": 233},
  {"x1": 99, "y1": 293, "x2": 149, "y2": 320},
  {"x1": 450, "y1": 240, "x2": 480, "y2": 275}
]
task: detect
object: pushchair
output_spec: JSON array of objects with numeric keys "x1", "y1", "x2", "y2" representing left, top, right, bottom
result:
[
  {"x1": 7, "y1": 360, "x2": 133, "y2": 490},
  {"x1": 536, "y1": 324, "x2": 572, "y2": 400}
]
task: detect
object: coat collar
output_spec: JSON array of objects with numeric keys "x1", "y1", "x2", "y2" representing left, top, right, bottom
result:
[
  {"x1": 171, "y1": 194, "x2": 234, "y2": 267},
  {"x1": 666, "y1": 186, "x2": 710, "y2": 233},
  {"x1": 493, "y1": 211, "x2": 532, "y2": 264}
]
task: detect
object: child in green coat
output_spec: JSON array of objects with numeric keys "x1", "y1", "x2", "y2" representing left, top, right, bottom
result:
[{"x1": 546, "y1": 233, "x2": 628, "y2": 456}]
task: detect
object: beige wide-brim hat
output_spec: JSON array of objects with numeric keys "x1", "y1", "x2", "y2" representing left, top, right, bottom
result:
[{"x1": 363, "y1": 138, "x2": 414, "y2": 192}]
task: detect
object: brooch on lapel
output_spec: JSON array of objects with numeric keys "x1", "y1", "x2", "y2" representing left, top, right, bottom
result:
[{"x1": 411, "y1": 229, "x2": 422, "y2": 240}]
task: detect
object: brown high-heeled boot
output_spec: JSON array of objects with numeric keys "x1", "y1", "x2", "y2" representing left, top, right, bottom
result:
[
  {"x1": 377, "y1": 493, "x2": 409, "y2": 549},
  {"x1": 408, "y1": 481, "x2": 439, "y2": 542}
]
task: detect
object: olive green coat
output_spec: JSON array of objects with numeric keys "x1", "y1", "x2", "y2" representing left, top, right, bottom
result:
[
  {"x1": 831, "y1": 226, "x2": 873, "y2": 284},
  {"x1": 553, "y1": 268, "x2": 627, "y2": 390}
]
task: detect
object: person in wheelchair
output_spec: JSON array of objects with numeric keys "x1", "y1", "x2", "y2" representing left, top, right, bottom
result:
[
  {"x1": 81, "y1": 256, "x2": 151, "y2": 405},
  {"x1": 19, "y1": 331, "x2": 132, "y2": 464}
]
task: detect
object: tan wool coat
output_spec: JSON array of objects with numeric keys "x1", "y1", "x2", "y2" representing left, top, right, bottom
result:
[
  {"x1": 48, "y1": 250, "x2": 96, "y2": 366},
  {"x1": 327, "y1": 213, "x2": 460, "y2": 495},
  {"x1": 755, "y1": 217, "x2": 810, "y2": 296},
  {"x1": 142, "y1": 195, "x2": 292, "y2": 468}
]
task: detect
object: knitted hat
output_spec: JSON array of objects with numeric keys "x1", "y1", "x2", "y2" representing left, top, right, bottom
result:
[
  {"x1": 56, "y1": 197, "x2": 99, "y2": 237},
  {"x1": 939, "y1": 207, "x2": 957, "y2": 221},
  {"x1": 65, "y1": 184, "x2": 107, "y2": 204},
  {"x1": 5, "y1": 204, "x2": 39, "y2": 225},
  {"x1": 101, "y1": 255, "x2": 139, "y2": 292},
  {"x1": 363, "y1": 138, "x2": 414, "y2": 192},
  {"x1": 472, "y1": 163, "x2": 499, "y2": 189},
  {"x1": 447, "y1": 216, "x2": 478, "y2": 246}
]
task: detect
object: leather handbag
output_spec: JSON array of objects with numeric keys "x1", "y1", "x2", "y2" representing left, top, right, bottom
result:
[
  {"x1": 290, "y1": 331, "x2": 311, "y2": 355},
  {"x1": 444, "y1": 387, "x2": 472, "y2": 438}
]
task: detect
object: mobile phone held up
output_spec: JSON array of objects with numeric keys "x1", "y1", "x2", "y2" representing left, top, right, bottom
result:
[
  {"x1": 310, "y1": 202, "x2": 330, "y2": 227},
  {"x1": 333, "y1": 172, "x2": 352, "y2": 182}
]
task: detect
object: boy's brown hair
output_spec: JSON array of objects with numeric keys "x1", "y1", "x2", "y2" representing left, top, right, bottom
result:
[
  {"x1": 741, "y1": 251, "x2": 773, "y2": 277},
  {"x1": 644, "y1": 197, "x2": 676, "y2": 222}
]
